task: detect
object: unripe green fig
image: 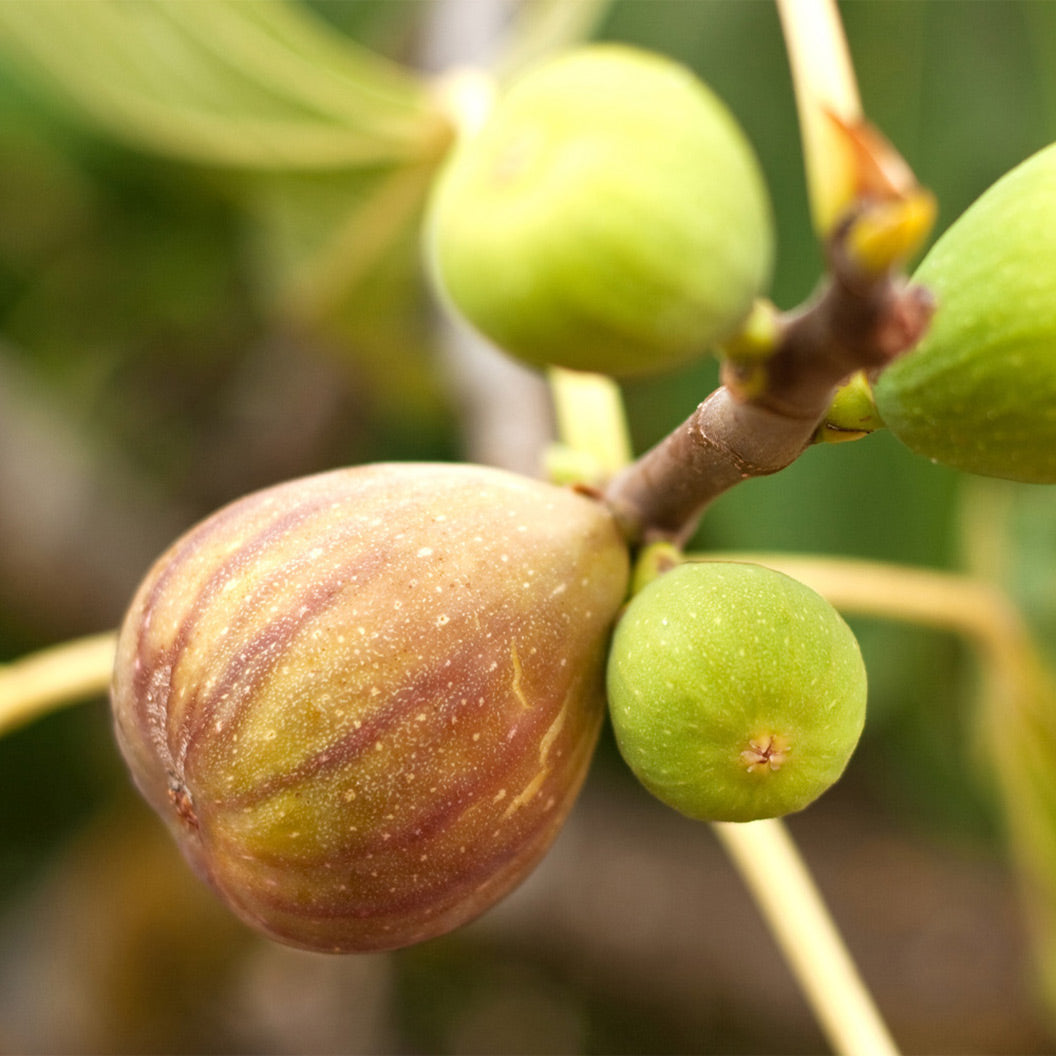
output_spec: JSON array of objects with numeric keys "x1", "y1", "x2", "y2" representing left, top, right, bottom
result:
[
  {"x1": 110, "y1": 462, "x2": 629, "y2": 953},
  {"x1": 606, "y1": 561, "x2": 867, "y2": 823},
  {"x1": 874, "y1": 142, "x2": 1056, "y2": 482},
  {"x1": 426, "y1": 44, "x2": 774, "y2": 378}
]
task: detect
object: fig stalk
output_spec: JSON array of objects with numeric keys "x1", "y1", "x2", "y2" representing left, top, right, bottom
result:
[{"x1": 714, "y1": 819, "x2": 900, "y2": 1056}]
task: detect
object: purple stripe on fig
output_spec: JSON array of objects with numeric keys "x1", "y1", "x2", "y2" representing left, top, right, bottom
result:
[
  {"x1": 233, "y1": 714, "x2": 590, "y2": 908},
  {"x1": 111, "y1": 462, "x2": 628, "y2": 953},
  {"x1": 220, "y1": 642, "x2": 563, "y2": 812},
  {"x1": 129, "y1": 493, "x2": 397, "y2": 786},
  {"x1": 127, "y1": 490, "x2": 345, "y2": 775},
  {"x1": 246, "y1": 671, "x2": 592, "y2": 866},
  {"x1": 236, "y1": 793, "x2": 576, "y2": 935},
  {"x1": 216, "y1": 706, "x2": 600, "y2": 953}
]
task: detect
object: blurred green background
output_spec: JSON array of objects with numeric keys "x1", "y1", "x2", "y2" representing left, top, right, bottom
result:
[{"x1": 1, "y1": 1, "x2": 1056, "y2": 1052}]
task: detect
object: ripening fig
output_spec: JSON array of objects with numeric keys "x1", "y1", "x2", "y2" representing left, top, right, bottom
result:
[
  {"x1": 606, "y1": 561, "x2": 867, "y2": 823},
  {"x1": 425, "y1": 44, "x2": 774, "y2": 378},
  {"x1": 874, "y1": 141, "x2": 1056, "y2": 483},
  {"x1": 110, "y1": 462, "x2": 629, "y2": 953}
]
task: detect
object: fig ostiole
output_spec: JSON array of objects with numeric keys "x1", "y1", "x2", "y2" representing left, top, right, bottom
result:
[
  {"x1": 874, "y1": 141, "x2": 1056, "y2": 483},
  {"x1": 110, "y1": 462, "x2": 629, "y2": 953},
  {"x1": 606, "y1": 561, "x2": 867, "y2": 824},
  {"x1": 425, "y1": 43, "x2": 774, "y2": 379}
]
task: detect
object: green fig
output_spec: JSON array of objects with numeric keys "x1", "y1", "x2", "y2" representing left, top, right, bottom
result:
[
  {"x1": 874, "y1": 141, "x2": 1056, "y2": 483},
  {"x1": 110, "y1": 462, "x2": 629, "y2": 953},
  {"x1": 606, "y1": 561, "x2": 867, "y2": 823},
  {"x1": 425, "y1": 44, "x2": 774, "y2": 378}
]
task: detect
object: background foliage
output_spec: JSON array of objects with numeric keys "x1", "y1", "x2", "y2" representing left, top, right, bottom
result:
[{"x1": 1, "y1": 2, "x2": 1055, "y2": 1052}]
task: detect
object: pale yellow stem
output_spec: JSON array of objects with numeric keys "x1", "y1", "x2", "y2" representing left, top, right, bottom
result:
[
  {"x1": 777, "y1": 0, "x2": 863, "y2": 234},
  {"x1": 713, "y1": 818, "x2": 899, "y2": 1056},
  {"x1": 0, "y1": 632, "x2": 117, "y2": 738},
  {"x1": 548, "y1": 367, "x2": 633, "y2": 477}
]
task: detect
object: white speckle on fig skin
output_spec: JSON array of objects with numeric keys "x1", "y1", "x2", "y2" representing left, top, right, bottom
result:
[{"x1": 111, "y1": 462, "x2": 629, "y2": 953}]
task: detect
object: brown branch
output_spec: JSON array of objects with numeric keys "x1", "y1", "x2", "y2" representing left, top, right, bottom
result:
[{"x1": 602, "y1": 219, "x2": 935, "y2": 546}]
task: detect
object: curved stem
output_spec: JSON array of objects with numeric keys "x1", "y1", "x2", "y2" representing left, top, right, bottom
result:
[
  {"x1": 0, "y1": 632, "x2": 117, "y2": 738},
  {"x1": 597, "y1": 0, "x2": 933, "y2": 548},
  {"x1": 713, "y1": 818, "x2": 899, "y2": 1056}
]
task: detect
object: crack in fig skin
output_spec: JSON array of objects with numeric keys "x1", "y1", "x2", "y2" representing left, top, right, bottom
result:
[{"x1": 111, "y1": 463, "x2": 629, "y2": 953}]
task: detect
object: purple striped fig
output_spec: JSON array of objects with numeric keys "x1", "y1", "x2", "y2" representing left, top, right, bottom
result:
[{"x1": 110, "y1": 462, "x2": 629, "y2": 953}]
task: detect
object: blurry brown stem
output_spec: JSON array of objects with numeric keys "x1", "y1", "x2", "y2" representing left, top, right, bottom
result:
[{"x1": 602, "y1": 221, "x2": 934, "y2": 546}]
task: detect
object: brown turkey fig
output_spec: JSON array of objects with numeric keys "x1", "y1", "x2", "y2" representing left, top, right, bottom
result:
[{"x1": 110, "y1": 462, "x2": 629, "y2": 953}]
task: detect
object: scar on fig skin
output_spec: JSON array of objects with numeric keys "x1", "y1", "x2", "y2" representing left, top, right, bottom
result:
[
  {"x1": 168, "y1": 777, "x2": 199, "y2": 830},
  {"x1": 741, "y1": 735, "x2": 789, "y2": 774}
]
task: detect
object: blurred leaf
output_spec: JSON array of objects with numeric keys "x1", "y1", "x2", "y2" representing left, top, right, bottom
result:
[
  {"x1": 0, "y1": 0, "x2": 458, "y2": 449},
  {"x1": 0, "y1": 0, "x2": 452, "y2": 169},
  {"x1": 245, "y1": 160, "x2": 437, "y2": 322}
]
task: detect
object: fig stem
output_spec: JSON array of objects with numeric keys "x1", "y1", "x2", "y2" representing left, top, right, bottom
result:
[
  {"x1": 0, "y1": 631, "x2": 116, "y2": 738},
  {"x1": 713, "y1": 817, "x2": 900, "y2": 1056},
  {"x1": 548, "y1": 367, "x2": 633, "y2": 477},
  {"x1": 601, "y1": 245, "x2": 935, "y2": 545}
]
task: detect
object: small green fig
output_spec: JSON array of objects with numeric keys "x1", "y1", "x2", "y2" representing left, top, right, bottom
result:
[
  {"x1": 110, "y1": 462, "x2": 629, "y2": 953},
  {"x1": 606, "y1": 561, "x2": 867, "y2": 823},
  {"x1": 874, "y1": 141, "x2": 1056, "y2": 482},
  {"x1": 425, "y1": 44, "x2": 774, "y2": 378}
]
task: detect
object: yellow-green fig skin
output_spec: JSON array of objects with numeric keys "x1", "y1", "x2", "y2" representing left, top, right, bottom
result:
[
  {"x1": 110, "y1": 463, "x2": 629, "y2": 953},
  {"x1": 426, "y1": 44, "x2": 774, "y2": 378},
  {"x1": 606, "y1": 562, "x2": 867, "y2": 824},
  {"x1": 874, "y1": 142, "x2": 1056, "y2": 483}
]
